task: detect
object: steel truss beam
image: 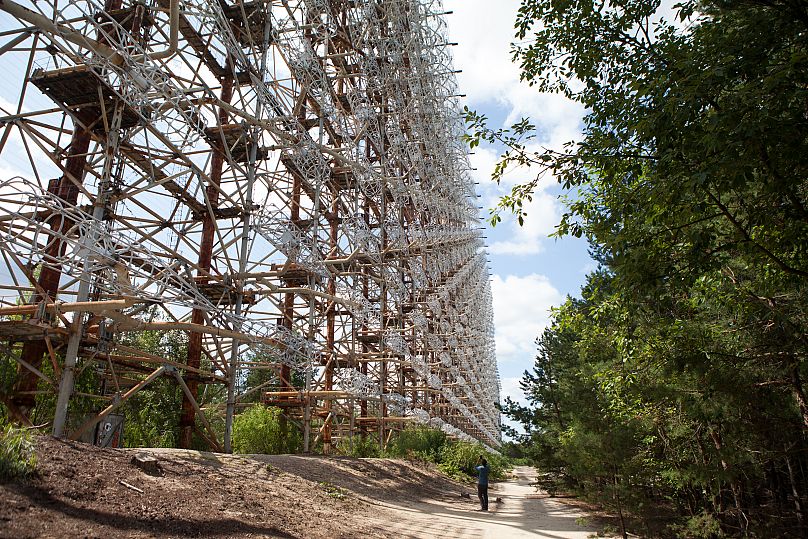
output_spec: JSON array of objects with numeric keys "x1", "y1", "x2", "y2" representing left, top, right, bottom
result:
[{"x1": 0, "y1": 0, "x2": 501, "y2": 452}]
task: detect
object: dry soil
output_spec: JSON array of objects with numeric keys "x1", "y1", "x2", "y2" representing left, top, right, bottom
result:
[{"x1": 0, "y1": 437, "x2": 610, "y2": 538}]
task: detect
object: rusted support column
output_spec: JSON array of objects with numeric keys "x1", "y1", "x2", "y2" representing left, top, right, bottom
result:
[
  {"x1": 10, "y1": 127, "x2": 91, "y2": 419},
  {"x1": 277, "y1": 171, "x2": 301, "y2": 439},
  {"x1": 359, "y1": 198, "x2": 370, "y2": 436},
  {"x1": 179, "y1": 74, "x2": 233, "y2": 449},
  {"x1": 323, "y1": 186, "x2": 338, "y2": 453},
  {"x1": 53, "y1": 95, "x2": 126, "y2": 437},
  {"x1": 10, "y1": 0, "x2": 123, "y2": 424}
]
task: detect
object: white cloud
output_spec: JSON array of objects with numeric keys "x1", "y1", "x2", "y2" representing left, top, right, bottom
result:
[
  {"x1": 444, "y1": 0, "x2": 522, "y2": 104},
  {"x1": 580, "y1": 261, "x2": 597, "y2": 275},
  {"x1": 491, "y1": 273, "x2": 562, "y2": 365},
  {"x1": 446, "y1": 0, "x2": 585, "y2": 256},
  {"x1": 445, "y1": 0, "x2": 586, "y2": 151},
  {"x1": 499, "y1": 375, "x2": 528, "y2": 407},
  {"x1": 467, "y1": 145, "x2": 500, "y2": 189},
  {"x1": 503, "y1": 86, "x2": 587, "y2": 150},
  {"x1": 488, "y1": 191, "x2": 559, "y2": 255}
]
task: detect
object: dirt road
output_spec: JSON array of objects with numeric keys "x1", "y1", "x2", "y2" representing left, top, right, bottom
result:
[
  {"x1": 1, "y1": 438, "x2": 610, "y2": 538},
  {"x1": 369, "y1": 466, "x2": 606, "y2": 538}
]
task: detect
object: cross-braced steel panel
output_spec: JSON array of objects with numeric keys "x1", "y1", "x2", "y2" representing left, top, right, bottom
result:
[{"x1": 0, "y1": 0, "x2": 500, "y2": 452}]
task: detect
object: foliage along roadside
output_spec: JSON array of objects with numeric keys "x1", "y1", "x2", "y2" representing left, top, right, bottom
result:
[
  {"x1": 336, "y1": 424, "x2": 510, "y2": 482},
  {"x1": 231, "y1": 412, "x2": 509, "y2": 483},
  {"x1": 468, "y1": 1, "x2": 808, "y2": 537}
]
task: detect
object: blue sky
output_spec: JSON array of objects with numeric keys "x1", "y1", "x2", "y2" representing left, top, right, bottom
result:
[{"x1": 443, "y1": 0, "x2": 595, "y2": 416}]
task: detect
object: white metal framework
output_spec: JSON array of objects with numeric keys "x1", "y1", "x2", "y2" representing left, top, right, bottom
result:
[{"x1": 0, "y1": 0, "x2": 500, "y2": 452}]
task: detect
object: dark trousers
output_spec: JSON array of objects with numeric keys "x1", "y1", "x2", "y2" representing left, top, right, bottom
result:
[{"x1": 477, "y1": 483, "x2": 489, "y2": 510}]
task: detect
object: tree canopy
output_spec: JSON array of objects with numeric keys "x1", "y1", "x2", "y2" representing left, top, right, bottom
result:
[{"x1": 471, "y1": 1, "x2": 808, "y2": 536}]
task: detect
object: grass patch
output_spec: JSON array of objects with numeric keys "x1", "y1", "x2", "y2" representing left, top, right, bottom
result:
[
  {"x1": 318, "y1": 480, "x2": 347, "y2": 499},
  {"x1": 0, "y1": 424, "x2": 37, "y2": 481}
]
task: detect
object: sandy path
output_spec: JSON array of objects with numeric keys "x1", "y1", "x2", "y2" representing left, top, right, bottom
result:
[{"x1": 368, "y1": 466, "x2": 606, "y2": 538}]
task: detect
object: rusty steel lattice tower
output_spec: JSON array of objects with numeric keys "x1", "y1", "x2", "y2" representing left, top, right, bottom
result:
[{"x1": 0, "y1": 0, "x2": 500, "y2": 452}]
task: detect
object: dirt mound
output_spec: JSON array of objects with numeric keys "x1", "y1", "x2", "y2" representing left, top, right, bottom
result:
[{"x1": 0, "y1": 437, "x2": 472, "y2": 538}]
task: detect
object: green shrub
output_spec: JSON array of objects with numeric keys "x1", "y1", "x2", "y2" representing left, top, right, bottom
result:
[
  {"x1": 508, "y1": 456, "x2": 533, "y2": 466},
  {"x1": 438, "y1": 441, "x2": 509, "y2": 482},
  {"x1": 338, "y1": 427, "x2": 510, "y2": 478},
  {"x1": 232, "y1": 405, "x2": 301, "y2": 454},
  {"x1": 0, "y1": 424, "x2": 36, "y2": 481},
  {"x1": 437, "y1": 440, "x2": 480, "y2": 480},
  {"x1": 123, "y1": 377, "x2": 182, "y2": 448},
  {"x1": 389, "y1": 425, "x2": 447, "y2": 461},
  {"x1": 670, "y1": 511, "x2": 724, "y2": 539},
  {"x1": 336, "y1": 434, "x2": 382, "y2": 457}
]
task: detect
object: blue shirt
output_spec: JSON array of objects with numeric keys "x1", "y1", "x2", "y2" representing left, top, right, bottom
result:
[{"x1": 475, "y1": 464, "x2": 489, "y2": 486}]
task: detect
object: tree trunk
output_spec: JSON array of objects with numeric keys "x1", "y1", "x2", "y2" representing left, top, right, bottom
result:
[
  {"x1": 785, "y1": 445, "x2": 808, "y2": 534},
  {"x1": 709, "y1": 427, "x2": 747, "y2": 535},
  {"x1": 791, "y1": 363, "x2": 808, "y2": 431},
  {"x1": 613, "y1": 467, "x2": 628, "y2": 539}
]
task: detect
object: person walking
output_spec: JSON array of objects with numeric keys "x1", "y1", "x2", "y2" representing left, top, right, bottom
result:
[{"x1": 475, "y1": 455, "x2": 489, "y2": 511}]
